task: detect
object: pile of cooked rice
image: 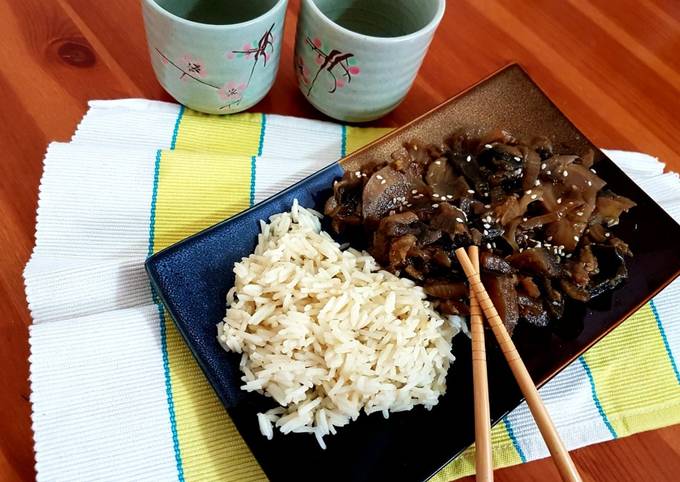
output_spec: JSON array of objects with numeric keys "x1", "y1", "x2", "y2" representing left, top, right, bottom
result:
[{"x1": 217, "y1": 201, "x2": 458, "y2": 448}]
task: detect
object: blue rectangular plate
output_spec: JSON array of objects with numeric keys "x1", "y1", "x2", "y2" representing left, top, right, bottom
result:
[{"x1": 146, "y1": 64, "x2": 680, "y2": 482}]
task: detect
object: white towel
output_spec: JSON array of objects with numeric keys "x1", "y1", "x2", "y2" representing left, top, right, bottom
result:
[{"x1": 25, "y1": 99, "x2": 680, "y2": 481}]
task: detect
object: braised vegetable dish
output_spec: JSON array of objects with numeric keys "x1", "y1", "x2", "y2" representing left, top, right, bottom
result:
[{"x1": 325, "y1": 130, "x2": 636, "y2": 335}]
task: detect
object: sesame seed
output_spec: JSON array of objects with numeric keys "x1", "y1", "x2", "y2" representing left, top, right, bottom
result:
[
  {"x1": 381, "y1": 179, "x2": 386, "y2": 184},
  {"x1": 467, "y1": 189, "x2": 475, "y2": 194},
  {"x1": 552, "y1": 301, "x2": 559, "y2": 306},
  {"x1": 573, "y1": 235, "x2": 580, "y2": 242},
  {"x1": 590, "y1": 168, "x2": 597, "y2": 174},
  {"x1": 568, "y1": 201, "x2": 574, "y2": 205},
  {"x1": 392, "y1": 197, "x2": 397, "y2": 203},
  {"x1": 519, "y1": 247, "x2": 524, "y2": 252},
  {"x1": 411, "y1": 189, "x2": 418, "y2": 194},
  {"x1": 455, "y1": 217, "x2": 463, "y2": 223},
  {"x1": 486, "y1": 243, "x2": 492, "y2": 249},
  {"x1": 562, "y1": 170, "x2": 569, "y2": 177},
  {"x1": 433, "y1": 193, "x2": 440, "y2": 198},
  {"x1": 525, "y1": 189, "x2": 532, "y2": 195},
  {"x1": 535, "y1": 241, "x2": 542, "y2": 248},
  {"x1": 559, "y1": 245, "x2": 565, "y2": 250},
  {"x1": 483, "y1": 223, "x2": 491, "y2": 229},
  {"x1": 514, "y1": 156, "x2": 522, "y2": 161},
  {"x1": 587, "y1": 180, "x2": 593, "y2": 186},
  {"x1": 566, "y1": 253, "x2": 572, "y2": 258},
  {"x1": 492, "y1": 242, "x2": 497, "y2": 248},
  {"x1": 362, "y1": 173, "x2": 367, "y2": 177},
  {"x1": 432, "y1": 203, "x2": 439, "y2": 208},
  {"x1": 434, "y1": 160, "x2": 441, "y2": 165},
  {"x1": 522, "y1": 217, "x2": 528, "y2": 222},
  {"x1": 484, "y1": 204, "x2": 491, "y2": 209},
  {"x1": 406, "y1": 203, "x2": 412, "y2": 207},
  {"x1": 535, "y1": 179, "x2": 541, "y2": 186},
  {"x1": 355, "y1": 171, "x2": 361, "y2": 177},
  {"x1": 446, "y1": 194, "x2": 454, "y2": 199},
  {"x1": 483, "y1": 229, "x2": 489, "y2": 235},
  {"x1": 557, "y1": 198, "x2": 562, "y2": 204},
  {"x1": 576, "y1": 211, "x2": 584, "y2": 216},
  {"x1": 547, "y1": 236, "x2": 553, "y2": 241},
  {"x1": 530, "y1": 194, "x2": 538, "y2": 200},
  {"x1": 541, "y1": 163, "x2": 547, "y2": 170},
  {"x1": 546, "y1": 170, "x2": 552, "y2": 175},
  {"x1": 605, "y1": 232, "x2": 611, "y2": 238},
  {"x1": 413, "y1": 145, "x2": 418, "y2": 151},
  {"x1": 572, "y1": 184, "x2": 578, "y2": 190},
  {"x1": 466, "y1": 155, "x2": 472, "y2": 162},
  {"x1": 484, "y1": 143, "x2": 493, "y2": 148},
  {"x1": 376, "y1": 174, "x2": 383, "y2": 180}
]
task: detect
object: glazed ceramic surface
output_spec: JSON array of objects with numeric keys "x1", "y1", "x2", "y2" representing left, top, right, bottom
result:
[
  {"x1": 294, "y1": 0, "x2": 445, "y2": 122},
  {"x1": 142, "y1": 0, "x2": 287, "y2": 114},
  {"x1": 146, "y1": 65, "x2": 680, "y2": 481}
]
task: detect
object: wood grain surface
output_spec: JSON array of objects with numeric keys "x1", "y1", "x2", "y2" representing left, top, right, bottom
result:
[{"x1": 1, "y1": 0, "x2": 679, "y2": 481}]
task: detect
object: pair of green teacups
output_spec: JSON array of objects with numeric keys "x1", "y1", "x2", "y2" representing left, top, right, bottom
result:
[{"x1": 142, "y1": 0, "x2": 445, "y2": 122}]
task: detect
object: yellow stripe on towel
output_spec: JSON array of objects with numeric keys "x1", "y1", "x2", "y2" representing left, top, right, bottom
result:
[
  {"x1": 153, "y1": 149, "x2": 265, "y2": 481},
  {"x1": 344, "y1": 126, "x2": 392, "y2": 155},
  {"x1": 581, "y1": 304, "x2": 680, "y2": 437},
  {"x1": 430, "y1": 422, "x2": 524, "y2": 482},
  {"x1": 174, "y1": 110, "x2": 264, "y2": 154}
]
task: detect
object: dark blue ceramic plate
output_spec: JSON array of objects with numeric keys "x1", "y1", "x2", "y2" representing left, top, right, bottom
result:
[{"x1": 146, "y1": 64, "x2": 680, "y2": 482}]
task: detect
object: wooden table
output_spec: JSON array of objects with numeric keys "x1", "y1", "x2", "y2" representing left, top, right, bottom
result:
[{"x1": 1, "y1": 0, "x2": 679, "y2": 480}]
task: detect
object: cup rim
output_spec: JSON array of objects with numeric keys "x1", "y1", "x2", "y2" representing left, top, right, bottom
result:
[
  {"x1": 301, "y1": 0, "x2": 446, "y2": 43},
  {"x1": 142, "y1": 0, "x2": 287, "y2": 29}
]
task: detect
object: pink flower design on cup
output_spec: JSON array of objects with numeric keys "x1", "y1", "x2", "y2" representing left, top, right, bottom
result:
[
  {"x1": 179, "y1": 54, "x2": 207, "y2": 80},
  {"x1": 242, "y1": 43, "x2": 253, "y2": 59},
  {"x1": 218, "y1": 80, "x2": 247, "y2": 108}
]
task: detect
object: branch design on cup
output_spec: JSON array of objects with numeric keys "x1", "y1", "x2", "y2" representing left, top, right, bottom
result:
[
  {"x1": 227, "y1": 23, "x2": 275, "y2": 88},
  {"x1": 153, "y1": 24, "x2": 276, "y2": 111},
  {"x1": 298, "y1": 36, "x2": 360, "y2": 96},
  {"x1": 155, "y1": 48, "x2": 221, "y2": 90}
]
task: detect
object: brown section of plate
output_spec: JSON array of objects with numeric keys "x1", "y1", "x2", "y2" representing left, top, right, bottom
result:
[{"x1": 341, "y1": 64, "x2": 592, "y2": 174}]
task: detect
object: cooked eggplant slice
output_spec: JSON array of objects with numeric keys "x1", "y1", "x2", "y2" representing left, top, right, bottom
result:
[{"x1": 325, "y1": 132, "x2": 634, "y2": 336}]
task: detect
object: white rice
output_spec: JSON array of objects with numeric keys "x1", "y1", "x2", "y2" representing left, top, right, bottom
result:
[{"x1": 217, "y1": 200, "x2": 459, "y2": 448}]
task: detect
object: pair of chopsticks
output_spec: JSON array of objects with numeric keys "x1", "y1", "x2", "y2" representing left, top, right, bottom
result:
[{"x1": 457, "y1": 247, "x2": 582, "y2": 482}]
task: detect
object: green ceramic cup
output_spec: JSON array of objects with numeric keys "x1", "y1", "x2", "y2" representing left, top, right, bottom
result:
[
  {"x1": 142, "y1": 0, "x2": 288, "y2": 114},
  {"x1": 294, "y1": 0, "x2": 445, "y2": 122}
]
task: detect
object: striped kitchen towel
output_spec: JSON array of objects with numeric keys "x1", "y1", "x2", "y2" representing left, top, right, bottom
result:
[{"x1": 25, "y1": 99, "x2": 680, "y2": 481}]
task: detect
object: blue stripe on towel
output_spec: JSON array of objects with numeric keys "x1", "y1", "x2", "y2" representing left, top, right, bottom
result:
[
  {"x1": 650, "y1": 299, "x2": 680, "y2": 384},
  {"x1": 578, "y1": 356, "x2": 618, "y2": 439},
  {"x1": 148, "y1": 148, "x2": 185, "y2": 481}
]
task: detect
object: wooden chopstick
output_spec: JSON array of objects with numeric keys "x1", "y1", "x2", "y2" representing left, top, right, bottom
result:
[
  {"x1": 455, "y1": 247, "x2": 583, "y2": 482},
  {"x1": 468, "y1": 246, "x2": 493, "y2": 482}
]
